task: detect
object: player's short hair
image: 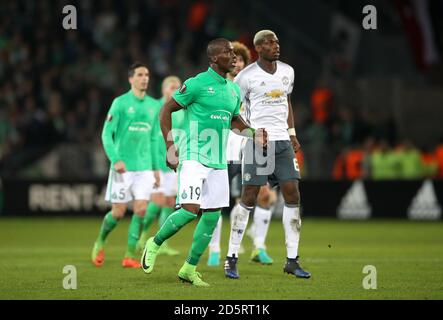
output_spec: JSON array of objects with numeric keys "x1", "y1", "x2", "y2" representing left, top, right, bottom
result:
[
  {"x1": 232, "y1": 41, "x2": 251, "y2": 66},
  {"x1": 253, "y1": 30, "x2": 277, "y2": 46},
  {"x1": 207, "y1": 38, "x2": 231, "y2": 60},
  {"x1": 162, "y1": 75, "x2": 182, "y2": 89},
  {"x1": 128, "y1": 62, "x2": 149, "y2": 78}
]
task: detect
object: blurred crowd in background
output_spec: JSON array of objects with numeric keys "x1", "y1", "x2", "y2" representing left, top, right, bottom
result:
[{"x1": 1, "y1": 0, "x2": 443, "y2": 179}]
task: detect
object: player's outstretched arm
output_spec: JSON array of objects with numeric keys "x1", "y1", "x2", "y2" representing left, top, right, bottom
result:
[
  {"x1": 231, "y1": 115, "x2": 267, "y2": 148},
  {"x1": 159, "y1": 98, "x2": 183, "y2": 171}
]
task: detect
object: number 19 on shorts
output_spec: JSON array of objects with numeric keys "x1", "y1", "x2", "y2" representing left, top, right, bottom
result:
[{"x1": 181, "y1": 186, "x2": 201, "y2": 201}]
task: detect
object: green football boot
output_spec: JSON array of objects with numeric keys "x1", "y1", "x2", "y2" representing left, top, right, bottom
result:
[
  {"x1": 141, "y1": 237, "x2": 160, "y2": 274},
  {"x1": 250, "y1": 248, "x2": 273, "y2": 265}
]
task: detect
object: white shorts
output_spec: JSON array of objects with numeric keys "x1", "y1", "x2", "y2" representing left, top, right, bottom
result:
[
  {"x1": 153, "y1": 171, "x2": 178, "y2": 197},
  {"x1": 177, "y1": 160, "x2": 229, "y2": 209},
  {"x1": 105, "y1": 170, "x2": 155, "y2": 203}
]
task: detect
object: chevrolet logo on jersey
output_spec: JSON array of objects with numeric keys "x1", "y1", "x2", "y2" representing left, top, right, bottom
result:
[
  {"x1": 128, "y1": 122, "x2": 151, "y2": 132},
  {"x1": 265, "y1": 89, "x2": 285, "y2": 98},
  {"x1": 210, "y1": 110, "x2": 231, "y2": 121}
]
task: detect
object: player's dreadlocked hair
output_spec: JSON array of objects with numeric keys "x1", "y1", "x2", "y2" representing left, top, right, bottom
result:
[{"x1": 232, "y1": 41, "x2": 251, "y2": 66}]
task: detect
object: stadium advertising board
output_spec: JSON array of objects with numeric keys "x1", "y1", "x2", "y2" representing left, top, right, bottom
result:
[{"x1": 1, "y1": 179, "x2": 442, "y2": 219}]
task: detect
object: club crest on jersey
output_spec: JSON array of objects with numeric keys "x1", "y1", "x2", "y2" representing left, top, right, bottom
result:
[
  {"x1": 208, "y1": 87, "x2": 215, "y2": 94},
  {"x1": 128, "y1": 106, "x2": 135, "y2": 113},
  {"x1": 179, "y1": 84, "x2": 187, "y2": 93},
  {"x1": 282, "y1": 76, "x2": 289, "y2": 85}
]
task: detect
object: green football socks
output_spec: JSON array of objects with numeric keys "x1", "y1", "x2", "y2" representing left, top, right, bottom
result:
[
  {"x1": 187, "y1": 210, "x2": 221, "y2": 265},
  {"x1": 126, "y1": 214, "x2": 143, "y2": 258},
  {"x1": 154, "y1": 208, "x2": 197, "y2": 246},
  {"x1": 142, "y1": 202, "x2": 162, "y2": 232},
  {"x1": 97, "y1": 211, "x2": 119, "y2": 244}
]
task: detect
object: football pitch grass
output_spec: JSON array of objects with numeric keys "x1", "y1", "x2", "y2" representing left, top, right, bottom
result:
[{"x1": 0, "y1": 217, "x2": 442, "y2": 300}]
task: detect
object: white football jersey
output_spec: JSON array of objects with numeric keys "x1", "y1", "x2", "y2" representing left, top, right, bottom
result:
[{"x1": 234, "y1": 61, "x2": 294, "y2": 141}]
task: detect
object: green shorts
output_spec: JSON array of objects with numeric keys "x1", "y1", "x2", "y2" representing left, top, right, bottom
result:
[{"x1": 242, "y1": 140, "x2": 301, "y2": 187}]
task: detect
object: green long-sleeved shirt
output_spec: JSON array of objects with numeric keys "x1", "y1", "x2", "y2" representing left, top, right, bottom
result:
[{"x1": 101, "y1": 90, "x2": 160, "y2": 171}]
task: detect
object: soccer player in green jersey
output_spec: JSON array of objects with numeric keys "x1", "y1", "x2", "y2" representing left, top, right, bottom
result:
[
  {"x1": 141, "y1": 38, "x2": 267, "y2": 286},
  {"x1": 92, "y1": 62, "x2": 160, "y2": 268},
  {"x1": 207, "y1": 41, "x2": 278, "y2": 267},
  {"x1": 138, "y1": 76, "x2": 184, "y2": 256}
]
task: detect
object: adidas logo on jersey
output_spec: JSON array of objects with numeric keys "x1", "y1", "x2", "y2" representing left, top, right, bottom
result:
[
  {"x1": 337, "y1": 180, "x2": 371, "y2": 219},
  {"x1": 260, "y1": 81, "x2": 266, "y2": 86},
  {"x1": 128, "y1": 106, "x2": 135, "y2": 113},
  {"x1": 408, "y1": 179, "x2": 442, "y2": 220}
]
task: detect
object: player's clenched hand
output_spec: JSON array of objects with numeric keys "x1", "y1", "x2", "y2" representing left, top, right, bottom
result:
[
  {"x1": 154, "y1": 170, "x2": 161, "y2": 188},
  {"x1": 166, "y1": 143, "x2": 179, "y2": 172},
  {"x1": 254, "y1": 128, "x2": 268, "y2": 148},
  {"x1": 114, "y1": 160, "x2": 127, "y2": 174},
  {"x1": 290, "y1": 135, "x2": 301, "y2": 153}
]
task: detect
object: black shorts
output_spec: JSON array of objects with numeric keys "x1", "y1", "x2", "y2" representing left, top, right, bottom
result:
[
  {"x1": 242, "y1": 140, "x2": 301, "y2": 188},
  {"x1": 228, "y1": 162, "x2": 242, "y2": 198}
]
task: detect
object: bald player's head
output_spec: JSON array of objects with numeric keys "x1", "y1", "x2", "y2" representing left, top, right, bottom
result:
[
  {"x1": 207, "y1": 38, "x2": 231, "y2": 62},
  {"x1": 206, "y1": 38, "x2": 236, "y2": 75}
]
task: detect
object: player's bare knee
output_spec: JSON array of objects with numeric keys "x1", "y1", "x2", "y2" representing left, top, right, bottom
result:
[
  {"x1": 134, "y1": 206, "x2": 147, "y2": 217},
  {"x1": 241, "y1": 185, "x2": 260, "y2": 207},
  {"x1": 166, "y1": 197, "x2": 176, "y2": 208},
  {"x1": 151, "y1": 193, "x2": 166, "y2": 207},
  {"x1": 112, "y1": 204, "x2": 127, "y2": 219},
  {"x1": 182, "y1": 203, "x2": 200, "y2": 215},
  {"x1": 133, "y1": 200, "x2": 148, "y2": 217},
  {"x1": 268, "y1": 189, "x2": 278, "y2": 206},
  {"x1": 257, "y1": 188, "x2": 271, "y2": 207},
  {"x1": 282, "y1": 181, "x2": 300, "y2": 205}
]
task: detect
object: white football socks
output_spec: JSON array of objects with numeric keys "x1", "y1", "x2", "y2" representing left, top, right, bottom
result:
[
  {"x1": 282, "y1": 204, "x2": 301, "y2": 259},
  {"x1": 227, "y1": 203, "x2": 252, "y2": 258},
  {"x1": 253, "y1": 206, "x2": 272, "y2": 250}
]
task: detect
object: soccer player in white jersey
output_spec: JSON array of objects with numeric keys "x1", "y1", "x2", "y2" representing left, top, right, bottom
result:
[
  {"x1": 224, "y1": 30, "x2": 311, "y2": 279},
  {"x1": 207, "y1": 42, "x2": 278, "y2": 266}
]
